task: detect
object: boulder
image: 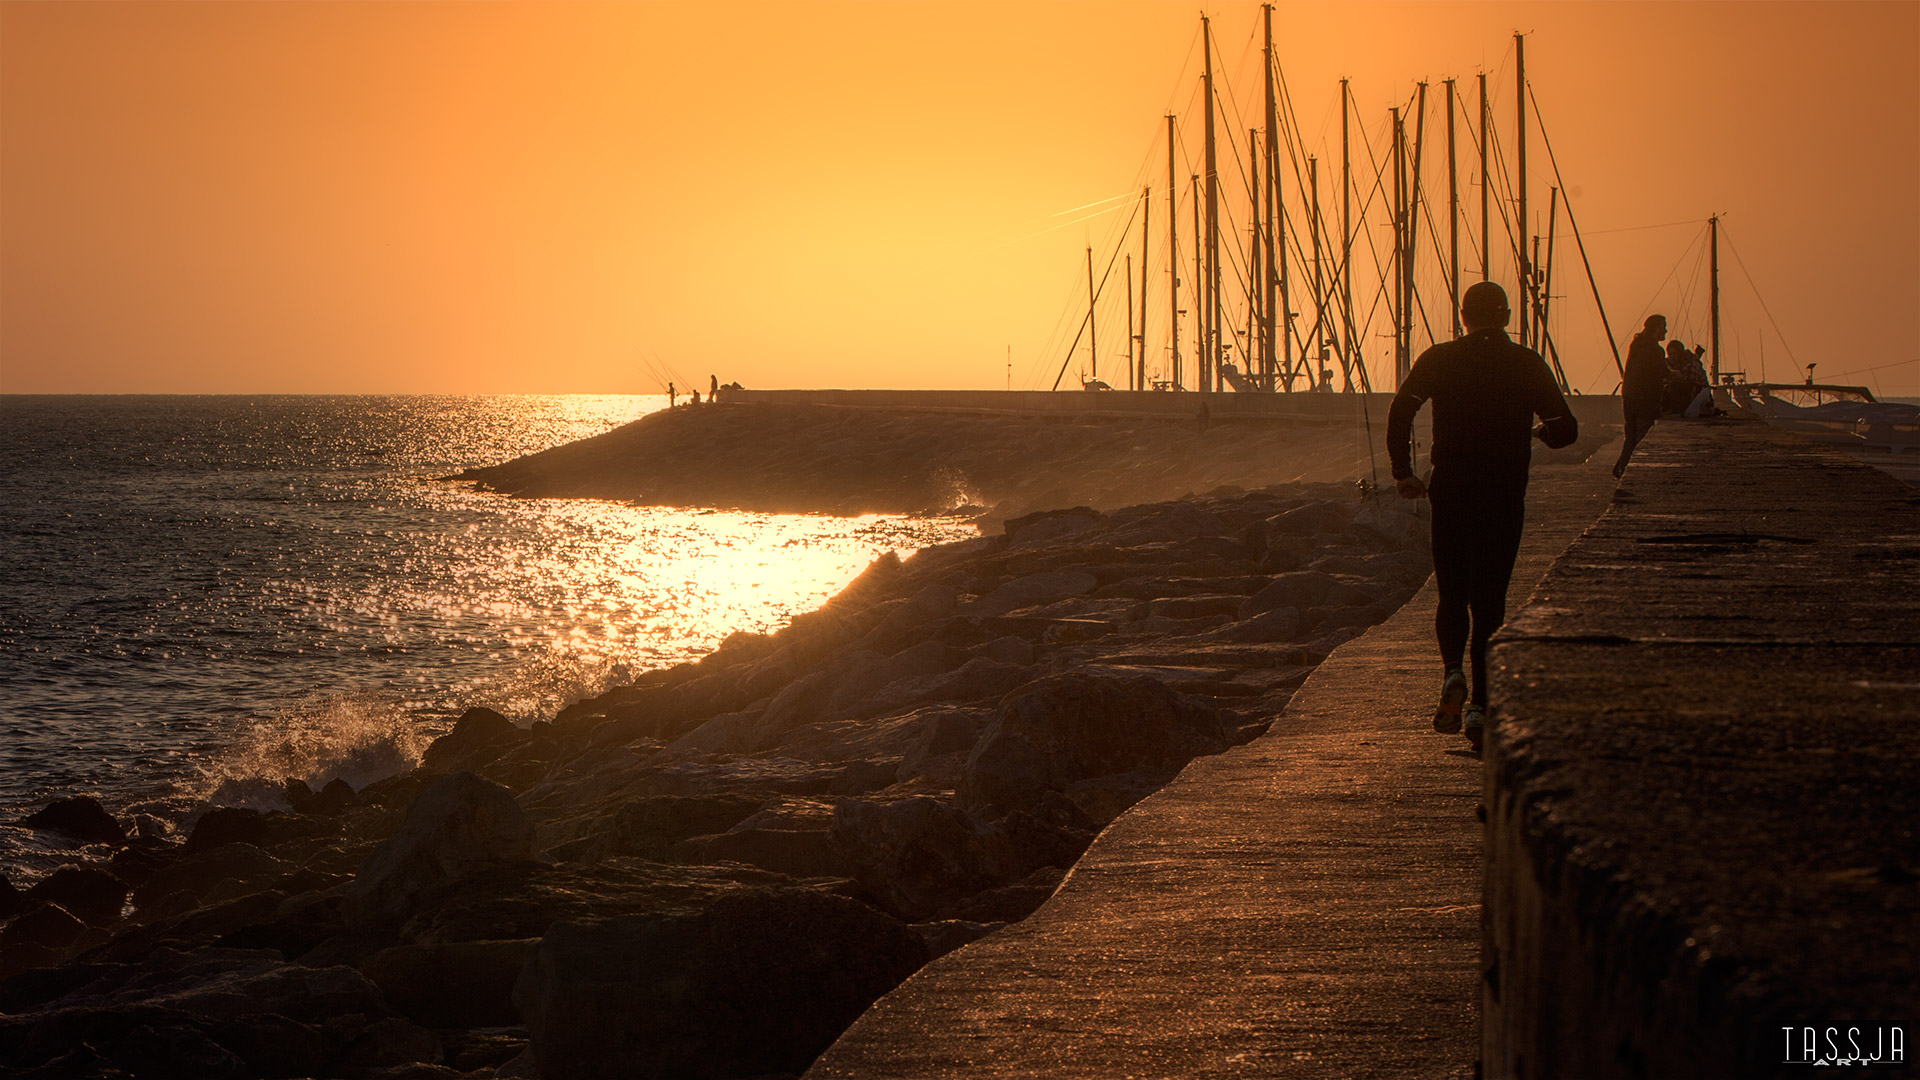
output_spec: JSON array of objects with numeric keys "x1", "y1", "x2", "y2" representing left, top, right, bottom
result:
[
  {"x1": 1236, "y1": 570, "x2": 1340, "y2": 620},
  {"x1": 599, "y1": 793, "x2": 770, "y2": 861},
  {"x1": 967, "y1": 570, "x2": 1099, "y2": 617},
  {"x1": 831, "y1": 797, "x2": 1011, "y2": 922},
  {"x1": 0, "y1": 872, "x2": 20, "y2": 920},
  {"x1": 19, "y1": 796, "x2": 125, "y2": 846},
  {"x1": 420, "y1": 707, "x2": 525, "y2": 775},
  {"x1": 130, "y1": 844, "x2": 294, "y2": 919},
  {"x1": 347, "y1": 771, "x2": 533, "y2": 927},
  {"x1": 359, "y1": 938, "x2": 537, "y2": 1028},
  {"x1": 674, "y1": 827, "x2": 848, "y2": 878},
  {"x1": 183, "y1": 807, "x2": 267, "y2": 853},
  {"x1": 0, "y1": 903, "x2": 88, "y2": 973},
  {"x1": 24, "y1": 865, "x2": 128, "y2": 926},
  {"x1": 959, "y1": 673, "x2": 1229, "y2": 819},
  {"x1": 515, "y1": 887, "x2": 927, "y2": 1080}
]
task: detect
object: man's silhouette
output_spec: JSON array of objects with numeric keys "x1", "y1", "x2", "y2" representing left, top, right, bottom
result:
[
  {"x1": 1613, "y1": 314, "x2": 1668, "y2": 477},
  {"x1": 1387, "y1": 281, "x2": 1578, "y2": 750}
]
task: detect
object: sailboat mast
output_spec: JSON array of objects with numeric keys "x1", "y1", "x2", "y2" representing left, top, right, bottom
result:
[
  {"x1": 1710, "y1": 213, "x2": 1721, "y2": 383},
  {"x1": 1139, "y1": 186, "x2": 1150, "y2": 393},
  {"x1": 1515, "y1": 33, "x2": 1528, "y2": 348},
  {"x1": 1203, "y1": 15, "x2": 1220, "y2": 394},
  {"x1": 1478, "y1": 72, "x2": 1489, "y2": 280},
  {"x1": 1249, "y1": 127, "x2": 1262, "y2": 387},
  {"x1": 1447, "y1": 78, "x2": 1460, "y2": 336},
  {"x1": 1310, "y1": 156, "x2": 1324, "y2": 384},
  {"x1": 1262, "y1": 4, "x2": 1279, "y2": 392},
  {"x1": 1409, "y1": 82, "x2": 1427, "y2": 359},
  {"x1": 1086, "y1": 245, "x2": 1097, "y2": 386},
  {"x1": 1125, "y1": 254, "x2": 1135, "y2": 391},
  {"x1": 1341, "y1": 78, "x2": 1356, "y2": 391},
  {"x1": 1392, "y1": 106, "x2": 1406, "y2": 384},
  {"x1": 1193, "y1": 173, "x2": 1203, "y2": 391},
  {"x1": 1167, "y1": 115, "x2": 1179, "y2": 391}
]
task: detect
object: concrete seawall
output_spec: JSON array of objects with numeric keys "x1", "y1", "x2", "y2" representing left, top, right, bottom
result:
[{"x1": 1485, "y1": 420, "x2": 1920, "y2": 1077}]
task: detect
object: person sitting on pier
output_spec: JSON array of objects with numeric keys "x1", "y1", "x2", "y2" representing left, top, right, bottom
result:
[
  {"x1": 1387, "y1": 281, "x2": 1578, "y2": 751},
  {"x1": 1613, "y1": 314, "x2": 1668, "y2": 477},
  {"x1": 1664, "y1": 340, "x2": 1715, "y2": 418}
]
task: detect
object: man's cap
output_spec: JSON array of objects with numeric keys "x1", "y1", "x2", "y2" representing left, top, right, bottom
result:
[
  {"x1": 1645, "y1": 313, "x2": 1667, "y2": 329},
  {"x1": 1461, "y1": 281, "x2": 1509, "y2": 323}
]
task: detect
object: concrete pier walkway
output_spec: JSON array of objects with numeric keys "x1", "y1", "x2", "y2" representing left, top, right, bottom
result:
[{"x1": 807, "y1": 448, "x2": 1621, "y2": 1079}]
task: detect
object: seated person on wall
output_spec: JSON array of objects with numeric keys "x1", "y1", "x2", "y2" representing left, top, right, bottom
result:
[{"x1": 1664, "y1": 340, "x2": 1716, "y2": 418}]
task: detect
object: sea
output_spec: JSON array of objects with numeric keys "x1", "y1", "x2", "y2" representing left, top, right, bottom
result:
[{"x1": 0, "y1": 395, "x2": 975, "y2": 878}]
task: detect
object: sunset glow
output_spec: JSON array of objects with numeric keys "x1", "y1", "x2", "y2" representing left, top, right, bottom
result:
[{"x1": 2, "y1": 1, "x2": 1915, "y2": 397}]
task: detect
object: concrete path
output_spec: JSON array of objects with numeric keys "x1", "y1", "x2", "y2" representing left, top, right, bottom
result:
[{"x1": 808, "y1": 447, "x2": 1621, "y2": 1080}]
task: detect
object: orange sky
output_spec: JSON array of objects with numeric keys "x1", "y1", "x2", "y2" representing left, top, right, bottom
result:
[{"x1": 2, "y1": 1, "x2": 1915, "y2": 397}]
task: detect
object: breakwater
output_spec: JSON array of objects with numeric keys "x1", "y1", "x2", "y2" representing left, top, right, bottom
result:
[
  {"x1": 1485, "y1": 419, "x2": 1920, "y2": 1077},
  {"x1": 460, "y1": 396, "x2": 1619, "y2": 524},
  {"x1": 1, "y1": 471, "x2": 1441, "y2": 1078}
]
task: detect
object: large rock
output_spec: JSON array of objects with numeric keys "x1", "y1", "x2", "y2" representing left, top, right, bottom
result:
[
  {"x1": 130, "y1": 843, "x2": 295, "y2": 919},
  {"x1": 346, "y1": 771, "x2": 533, "y2": 927},
  {"x1": 419, "y1": 707, "x2": 525, "y2": 775},
  {"x1": 24, "y1": 865, "x2": 128, "y2": 926},
  {"x1": 515, "y1": 887, "x2": 927, "y2": 1080},
  {"x1": 358, "y1": 938, "x2": 536, "y2": 1028},
  {"x1": 182, "y1": 806, "x2": 268, "y2": 853},
  {"x1": 959, "y1": 673, "x2": 1230, "y2": 819},
  {"x1": 19, "y1": 796, "x2": 125, "y2": 846},
  {"x1": 831, "y1": 797, "x2": 1013, "y2": 922}
]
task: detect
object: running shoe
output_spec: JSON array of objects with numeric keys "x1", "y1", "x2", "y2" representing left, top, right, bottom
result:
[
  {"x1": 1433, "y1": 668, "x2": 1467, "y2": 733},
  {"x1": 1463, "y1": 704, "x2": 1487, "y2": 752}
]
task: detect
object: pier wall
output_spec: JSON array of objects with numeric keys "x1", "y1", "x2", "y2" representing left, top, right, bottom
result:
[
  {"x1": 727, "y1": 388, "x2": 1622, "y2": 429},
  {"x1": 1484, "y1": 420, "x2": 1920, "y2": 1077}
]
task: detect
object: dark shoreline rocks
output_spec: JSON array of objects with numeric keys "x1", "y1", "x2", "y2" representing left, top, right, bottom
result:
[{"x1": 1, "y1": 480, "x2": 1436, "y2": 1079}]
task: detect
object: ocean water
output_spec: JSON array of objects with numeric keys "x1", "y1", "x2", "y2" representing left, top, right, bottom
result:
[{"x1": 0, "y1": 395, "x2": 973, "y2": 874}]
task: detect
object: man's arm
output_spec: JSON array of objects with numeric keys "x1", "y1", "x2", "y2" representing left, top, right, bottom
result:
[
  {"x1": 1386, "y1": 361, "x2": 1435, "y2": 497},
  {"x1": 1528, "y1": 355, "x2": 1578, "y2": 449}
]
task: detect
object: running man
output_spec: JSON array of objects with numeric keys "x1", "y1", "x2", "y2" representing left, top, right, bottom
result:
[{"x1": 1387, "y1": 281, "x2": 1578, "y2": 750}]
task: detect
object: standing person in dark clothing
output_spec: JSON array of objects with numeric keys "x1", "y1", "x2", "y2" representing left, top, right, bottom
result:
[
  {"x1": 1613, "y1": 314, "x2": 1668, "y2": 477},
  {"x1": 1387, "y1": 281, "x2": 1578, "y2": 750}
]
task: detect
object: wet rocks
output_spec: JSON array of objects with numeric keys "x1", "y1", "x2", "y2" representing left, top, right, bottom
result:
[
  {"x1": 19, "y1": 796, "x2": 126, "y2": 847},
  {"x1": 959, "y1": 673, "x2": 1230, "y2": 820},
  {"x1": 515, "y1": 887, "x2": 926, "y2": 1080},
  {"x1": 1, "y1": 478, "x2": 1438, "y2": 1079},
  {"x1": 23, "y1": 867, "x2": 126, "y2": 928},
  {"x1": 346, "y1": 771, "x2": 533, "y2": 928}
]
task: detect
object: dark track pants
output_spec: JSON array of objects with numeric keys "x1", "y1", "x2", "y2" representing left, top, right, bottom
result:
[
  {"x1": 1428, "y1": 472, "x2": 1528, "y2": 707},
  {"x1": 1613, "y1": 408, "x2": 1658, "y2": 476}
]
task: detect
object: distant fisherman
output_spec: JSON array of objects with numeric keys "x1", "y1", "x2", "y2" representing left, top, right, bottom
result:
[
  {"x1": 1387, "y1": 281, "x2": 1578, "y2": 751},
  {"x1": 1613, "y1": 314, "x2": 1668, "y2": 477}
]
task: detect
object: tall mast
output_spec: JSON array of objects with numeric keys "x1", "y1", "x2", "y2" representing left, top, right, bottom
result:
[
  {"x1": 1166, "y1": 115, "x2": 1179, "y2": 390},
  {"x1": 1515, "y1": 33, "x2": 1528, "y2": 347},
  {"x1": 1139, "y1": 185, "x2": 1150, "y2": 393},
  {"x1": 1446, "y1": 78, "x2": 1460, "y2": 336},
  {"x1": 1478, "y1": 72, "x2": 1489, "y2": 280},
  {"x1": 1542, "y1": 187, "x2": 1569, "y2": 390},
  {"x1": 1125, "y1": 254, "x2": 1135, "y2": 390},
  {"x1": 1310, "y1": 155, "x2": 1324, "y2": 386},
  {"x1": 1409, "y1": 82, "x2": 1427, "y2": 358},
  {"x1": 1341, "y1": 78, "x2": 1356, "y2": 391},
  {"x1": 1248, "y1": 126, "x2": 1262, "y2": 387},
  {"x1": 1710, "y1": 213, "x2": 1721, "y2": 383},
  {"x1": 1193, "y1": 173, "x2": 1204, "y2": 390},
  {"x1": 1202, "y1": 14, "x2": 1220, "y2": 394},
  {"x1": 1392, "y1": 106, "x2": 1406, "y2": 384},
  {"x1": 1086, "y1": 245, "x2": 1098, "y2": 386},
  {"x1": 1262, "y1": 4, "x2": 1280, "y2": 392}
]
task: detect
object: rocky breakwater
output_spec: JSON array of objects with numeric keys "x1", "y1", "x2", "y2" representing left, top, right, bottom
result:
[
  {"x1": 455, "y1": 402, "x2": 1398, "y2": 523},
  {"x1": 0, "y1": 482, "x2": 1432, "y2": 1079}
]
